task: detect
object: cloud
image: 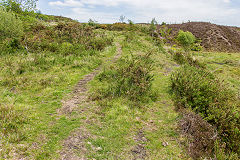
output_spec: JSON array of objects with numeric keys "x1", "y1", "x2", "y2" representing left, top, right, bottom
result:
[
  {"x1": 49, "y1": 0, "x2": 83, "y2": 7},
  {"x1": 48, "y1": 0, "x2": 240, "y2": 26},
  {"x1": 223, "y1": 0, "x2": 230, "y2": 3}
]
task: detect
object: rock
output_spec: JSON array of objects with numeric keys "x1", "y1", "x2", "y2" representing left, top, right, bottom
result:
[
  {"x1": 96, "y1": 147, "x2": 102, "y2": 151},
  {"x1": 162, "y1": 142, "x2": 169, "y2": 147}
]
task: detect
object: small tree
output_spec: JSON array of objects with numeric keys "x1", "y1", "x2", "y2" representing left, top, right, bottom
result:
[
  {"x1": 128, "y1": 19, "x2": 134, "y2": 25},
  {"x1": 127, "y1": 19, "x2": 135, "y2": 31},
  {"x1": 1, "y1": 0, "x2": 38, "y2": 12},
  {"x1": 176, "y1": 30, "x2": 196, "y2": 51},
  {"x1": 88, "y1": 19, "x2": 98, "y2": 26},
  {"x1": 119, "y1": 15, "x2": 125, "y2": 23},
  {"x1": 149, "y1": 18, "x2": 157, "y2": 37}
]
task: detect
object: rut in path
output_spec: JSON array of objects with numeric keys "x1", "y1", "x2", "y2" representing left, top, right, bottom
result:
[
  {"x1": 58, "y1": 42, "x2": 122, "y2": 116},
  {"x1": 58, "y1": 42, "x2": 122, "y2": 160}
]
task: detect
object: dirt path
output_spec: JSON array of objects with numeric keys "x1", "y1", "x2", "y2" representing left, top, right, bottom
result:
[
  {"x1": 131, "y1": 129, "x2": 147, "y2": 160},
  {"x1": 58, "y1": 42, "x2": 122, "y2": 160}
]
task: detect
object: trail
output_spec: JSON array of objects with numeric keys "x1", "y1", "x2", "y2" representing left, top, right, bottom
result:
[{"x1": 58, "y1": 42, "x2": 122, "y2": 160}]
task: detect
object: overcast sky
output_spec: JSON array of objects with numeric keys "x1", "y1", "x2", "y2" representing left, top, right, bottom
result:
[{"x1": 38, "y1": 0, "x2": 240, "y2": 26}]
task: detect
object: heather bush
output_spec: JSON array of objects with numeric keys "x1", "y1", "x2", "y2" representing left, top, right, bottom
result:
[
  {"x1": 59, "y1": 42, "x2": 74, "y2": 56},
  {"x1": 87, "y1": 36, "x2": 113, "y2": 51},
  {"x1": 191, "y1": 42, "x2": 203, "y2": 51},
  {"x1": 172, "y1": 51, "x2": 205, "y2": 68},
  {"x1": 95, "y1": 52, "x2": 156, "y2": 103},
  {"x1": 108, "y1": 23, "x2": 128, "y2": 31},
  {"x1": 23, "y1": 22, "x2": 113, "y2": 53},
  {"x1": 171, "y1": 65, "x2": 240, "y2": 155}
]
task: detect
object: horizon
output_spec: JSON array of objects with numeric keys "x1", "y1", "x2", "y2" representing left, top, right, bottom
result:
[{"x1": 38, "y1": 0, "x2": 240, "y2": 27}]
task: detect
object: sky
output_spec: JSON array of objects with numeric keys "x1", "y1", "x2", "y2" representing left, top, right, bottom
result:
[{"x1": 38, "y1": 0, "x2": 240, "y2": 26}]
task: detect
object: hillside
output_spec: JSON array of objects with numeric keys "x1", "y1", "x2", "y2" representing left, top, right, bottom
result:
[
  {"x1": 0, "y1": 4, "x2": 240, "y2": 160},
  {"x1": 163, "y1": 22, "x2": 240, "y2": 52}
]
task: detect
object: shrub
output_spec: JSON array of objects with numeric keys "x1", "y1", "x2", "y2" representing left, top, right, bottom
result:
[
  {"x1": 108, "y1": 23, "x2": 128, "y2": 31},
  {"x1": 59, "y1": 42, "x2": 74, "y2": 56},
  {"x1": 176, "y1": 30, "x2": 196, "y2": 51},
  {"x1": 88, "y1": 18, "x2": 98, "y2": 27},
  {"x1": 171, "y1": 65, "x2": 240, "y2": 155},
  {"x1": 87, "y1": 36, "x2": 113, "y2": 51},
  {"x1": 24, "y1": 21, "x2": 112, "y2": 53},
  {"x1": 125, "y1": 31, "x2": 135, "y2": 42},
  {"x1": 0, "y1": 38, "x2": 22, "y2": 54},
  {"x1": 0, "y1": 7, "x2": 23, "y2": 41},
  {"x1": 191, "y1": 43, "x2": 203, "y2": 51},
  {"x1": 179, "y1": 111, "x2": 217, "y2": 159},
  {"x1": 95, "y1": 53, "x2": 156, "y2": 103},
  {"x1": 172, "y1": 51, "x2": 205, "y2": 68}
]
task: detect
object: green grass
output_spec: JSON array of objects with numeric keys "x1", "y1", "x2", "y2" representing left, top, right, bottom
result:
[
  {"x1": 1, "y1": 26, "x2": 239, "y2": 159},
  {"x1": 192, "y1": 51, "x2": 240, "y2": 94},
  {"x1": 0, "y1": 34, "x2": 117, "y2": 159},
  {"x1": 84, "y1": 32, "x2": 188, "y2": 159}
]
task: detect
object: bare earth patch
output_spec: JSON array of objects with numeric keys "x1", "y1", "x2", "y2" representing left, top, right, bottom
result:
[{"x1": 131, "y1": 129, "x2": 148, "y2": 160}]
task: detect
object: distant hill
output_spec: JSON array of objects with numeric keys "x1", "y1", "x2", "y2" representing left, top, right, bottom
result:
[{"x1": 164, "y1": 22, "x2": 240, "y2": 52}]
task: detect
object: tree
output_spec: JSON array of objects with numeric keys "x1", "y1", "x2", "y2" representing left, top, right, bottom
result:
[
  {"x1": 119, "y1": 15, "x2": 126, "y2": 23},
  {"x1": 128, "y1": 19, "x2": 134, "y2": 25},
  {"x1": 0, "y1": 0, "x2": 38, "y2": 12},
  {"x1": 149, "y1": 18, "x2": 157, "y2": 37},
  {"x1": 88, "y1": 19, "x2": 98, "y2": 26}
]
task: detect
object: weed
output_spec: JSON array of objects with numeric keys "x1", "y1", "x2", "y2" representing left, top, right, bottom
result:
[{"x1": 0, "y1": 104, "x2": 27, "y2": 143}]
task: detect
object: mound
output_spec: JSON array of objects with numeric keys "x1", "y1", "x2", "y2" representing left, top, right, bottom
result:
[{"x1": 165, "y1": 22, "x2": 240, "y2": 52}]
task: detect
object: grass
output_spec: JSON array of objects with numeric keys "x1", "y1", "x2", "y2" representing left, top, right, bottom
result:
[
  {"x1": 84, "y1": 32, "x2": 188, "y2": 159},
  {"x1": 1, "y1": 20, "x2": 239, "y2": 159},
  {"x1": 0, "y1": 32, "x2": 117, "y2": 159},
  {"x1": 192, "y1": 51, "x2": 240, "y2": 94}
]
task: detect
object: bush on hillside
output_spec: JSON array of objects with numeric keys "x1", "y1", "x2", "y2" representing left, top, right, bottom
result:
[
  {"x1": 108, "y1": 23, "x2": 128, "y2": 31},
  {"x1": 0, "y1": 7, "x2": 23, "y2": 41},
  {"x1": 59, "y1": 42, "x2": 74, "y2": 56},
  {"x1": 191, "y1": 42, "x2": 203, "y2": 51},
  {"x1": 23, "y1": 22, "x2": 113, "y2": 53},
  {"x1": 176, "y1": 30, "x2": 196, "y2": 51},
  {"x1": 172, "y1": 51, "x2": 205, "y2": 68},
  {"x1": 87, "y1": 36, "x2": 113, "y2": 51},
  {"x1": 149, "y1": 18, "x2": 158, "y2": 37},
  {"x1": 95, "y1": 53, "x2": 156, "y2": 103},
  {"x1": 171, "y1": 65, "x2": 240, "y2": 154}
]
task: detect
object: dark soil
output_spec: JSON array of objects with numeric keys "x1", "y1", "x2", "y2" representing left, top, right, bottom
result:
[
  {"x1": 179, "y1": 111, "x2": 217, "y2": 159},
  {"x1": 131, "y1": 130, "x2": 148, "y2": 160}
]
